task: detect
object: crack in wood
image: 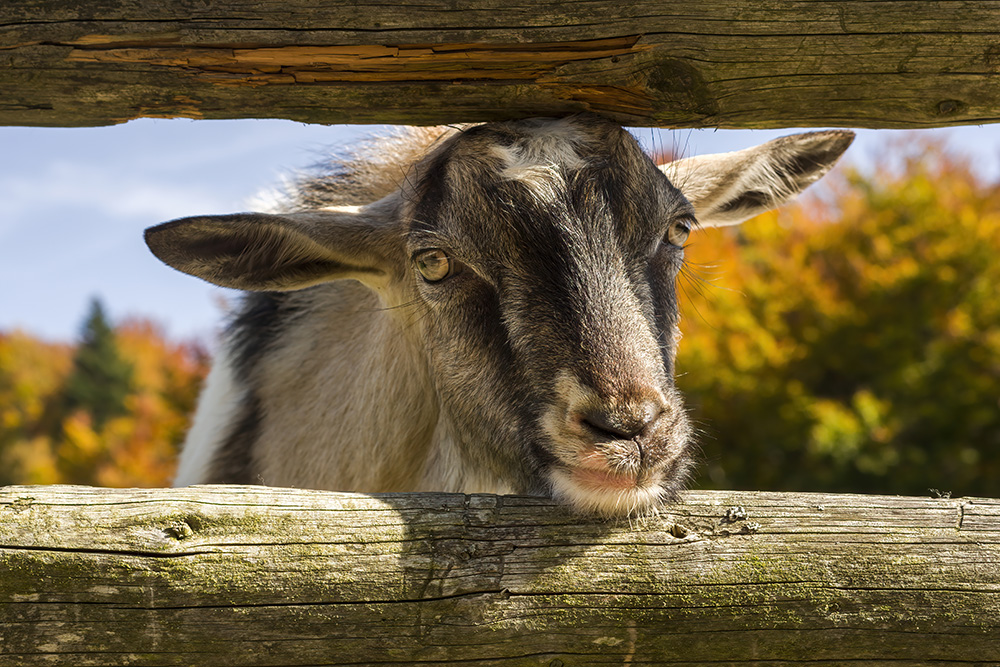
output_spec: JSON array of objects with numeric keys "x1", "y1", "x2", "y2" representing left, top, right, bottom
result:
[
  {"x1": 3, "y1": 487, "x2": 998, "y2": 662},
  {"x1": 5, "y1": 589, "x2": 512, "y2": 611},
  {"x1": 0, "y1": 544, "x2": 217, "y2": 558},
  {"x1": 65, "y1": 36, "x2": 650, "y2": 85}
]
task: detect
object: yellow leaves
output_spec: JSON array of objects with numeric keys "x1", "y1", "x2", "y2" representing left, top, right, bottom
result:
[
  {"x1": 0, "y1": 318, "x2": 208, "y2": 488},
  {"x1": 807, "y1": 390, "x2": 899, "y2": 473},
  {"x1": 0, "y1": 331, "x2": 71, "y2": 427},
  {"x1": 944, "y1": 307, "x2": 974, "y2": 340},
  {"x1": 61, "y1": 411, "x2": 104, "y2": 461},
  {"x1": 807, "y1": 399, "x2": 865, "y2": 461},
  {"x1": 0, "y1": 436, "x2": 60, "y2": 485},
  {"x1": 676, "y1": 136, "x2": 1000, "y2": 494}
]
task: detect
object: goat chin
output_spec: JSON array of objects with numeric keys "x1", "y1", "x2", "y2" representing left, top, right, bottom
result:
[{"x1": 547, "y1": 467, "x2": 667, "y2": 518}]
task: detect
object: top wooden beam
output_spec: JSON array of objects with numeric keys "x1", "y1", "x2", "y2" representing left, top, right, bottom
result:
[{"x1": 3, "y1": 1, "x2": 1000, "y2": 129}]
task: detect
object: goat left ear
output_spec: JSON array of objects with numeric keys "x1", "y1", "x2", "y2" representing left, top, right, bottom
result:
[
  {"x1": 660, "y1": 130, "x2": 854, "y2": 228},
  {"x1": 144, "y1": 205, "x2": 404, "y2": 292}
]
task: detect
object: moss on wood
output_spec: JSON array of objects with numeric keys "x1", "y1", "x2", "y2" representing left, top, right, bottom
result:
[{"x1": 0, "y1": 486, "x2": 998, "y2": 664}]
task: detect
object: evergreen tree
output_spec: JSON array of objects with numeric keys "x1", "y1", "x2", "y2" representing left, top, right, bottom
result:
[{"x1": 62, "y1": 298, "x2": 134, "y2": 430}]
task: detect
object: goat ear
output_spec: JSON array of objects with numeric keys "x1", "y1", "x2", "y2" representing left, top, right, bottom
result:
[
  {"x1": 659, "y1": 130, "x2": 854, "y2": 228},
  {"x1": 144, "y1": 206, "x2": 403, "y2": 291}
]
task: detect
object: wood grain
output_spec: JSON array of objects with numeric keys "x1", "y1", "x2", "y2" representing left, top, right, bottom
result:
[
  {"x1": 2, "y1": 485, "x2": 998, "y2": 665},
  {"x1": 2, "y1": 1, "x2": 1000, "y2": 128}
]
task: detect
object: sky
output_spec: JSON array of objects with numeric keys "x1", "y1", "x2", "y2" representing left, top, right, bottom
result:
[{"x1": 3, "y1": 118, "x2": 1000, "y2": 344}]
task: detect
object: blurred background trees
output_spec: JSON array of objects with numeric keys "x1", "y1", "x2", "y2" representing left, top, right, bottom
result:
[
  {"x1": 61, "y1": 299, "x2": 134, "y2": 431},
  {"x1": 678, "y1": 138, "x2": 1000, "y2": 496},
  {"x1": 0, "y1": 136, "x2": 996, "y2": 494},
  {"x1": 0, "y1": 301, "x2": 208, "y2": 487}
]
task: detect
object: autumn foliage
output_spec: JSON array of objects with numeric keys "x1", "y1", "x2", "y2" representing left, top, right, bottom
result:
[
  {"x1": 0, "y1": 306, "x2": 208, "y2": 487},
  {"x1": 0, "y1": 137, "x2": 997, "y2": 494},
  {"x1": 678, "y1": 138, "x2": 1000, "y2": 496}
]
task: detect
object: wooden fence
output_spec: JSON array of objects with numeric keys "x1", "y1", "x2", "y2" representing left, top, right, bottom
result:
[
  {"x1": 2, "y1": 485, "x2": 999, "y2": 665},
  {"x1": 3, "y1": 2, "x2": 1000, "y2": 664},
  {"x1": 3, "y1": 1, "x2": 1000, "y2": 128}
]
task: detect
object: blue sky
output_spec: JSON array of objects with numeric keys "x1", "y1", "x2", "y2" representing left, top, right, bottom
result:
[{"x1": 3, "y1": 119, "x2": 1000, "y2": 343}]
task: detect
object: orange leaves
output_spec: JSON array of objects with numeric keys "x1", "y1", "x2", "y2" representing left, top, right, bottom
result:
[
  {"x1": 0, "y1": 316, "x2": 208, "y2": 487},
  {"x1": 0, "y1": 332, "x2": 71, "y2": 430},
  {"x1": 677, "y1": 137, "x2": 1000, "y2": 495}
]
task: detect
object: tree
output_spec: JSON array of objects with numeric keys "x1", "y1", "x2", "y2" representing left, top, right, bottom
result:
[
  {"x1": 677, "y1": 138, "x2": 1000, "y2": 496},
  {"x1": 0, "y1": 332, "x2": 71, "y2": 485},
  {"x1": 61, "y1": 298, "x2": 134, "y2": 431}
]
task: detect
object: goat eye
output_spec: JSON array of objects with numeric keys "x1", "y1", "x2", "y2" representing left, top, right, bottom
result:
[
  {"x1": 415, "y1": 249, "x2": 453, "y2": 282},
  {"x1": 666, "y1": 218, "x2": 692, "y2": 247}
]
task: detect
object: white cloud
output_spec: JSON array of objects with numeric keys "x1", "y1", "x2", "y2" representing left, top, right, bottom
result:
[{"x1": 0, "y1": 160, "x2": 232, "y2": 231}]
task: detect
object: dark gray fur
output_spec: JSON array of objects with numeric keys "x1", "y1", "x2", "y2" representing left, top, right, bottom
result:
[{"x1": 146, "y1": 114, "x2": 853, "y2": 515}]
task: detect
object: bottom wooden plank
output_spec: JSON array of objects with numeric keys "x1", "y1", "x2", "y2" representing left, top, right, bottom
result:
[{"x1": 1, "y1": 485, "x2": 998, "y2": 665}]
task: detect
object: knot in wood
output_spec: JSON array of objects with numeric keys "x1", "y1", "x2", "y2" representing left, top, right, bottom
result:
[{"x1": 164, "y1": 520, "x2": 194, "y2": 540}]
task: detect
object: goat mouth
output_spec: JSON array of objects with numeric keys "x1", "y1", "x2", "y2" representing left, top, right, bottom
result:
[
  {"x1": 548, "y1": 465, "x2": 665, "y2": 517},
  {"x1": 570, "y1": 466, "x2": 642, "y2": 491}
]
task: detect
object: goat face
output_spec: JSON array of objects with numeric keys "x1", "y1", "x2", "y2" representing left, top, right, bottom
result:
[
  {"x1": 405, "y1": 117, "x2": 695, "y2": 514},
  {"x1": 146, "y1": 115, "x2": 853, "y2": 516}
]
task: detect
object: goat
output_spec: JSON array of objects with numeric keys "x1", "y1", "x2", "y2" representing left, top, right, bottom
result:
[{"x1": 145, "y1": 115, "x2": 852, "y2": 516}]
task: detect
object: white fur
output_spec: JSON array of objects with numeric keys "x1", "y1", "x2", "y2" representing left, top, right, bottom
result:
[
  {"x1": 660, "y1": 131, "x2": 853, "y2": 227},
  {"x1": 539, "y1": 370, "x2": 669, "y2": 516},
  {"x1": 173, "y1": 349, "x2": 242, "y2": 486},
  {"x1": 549, "y1": 467, "x2": 666, "y2": 518},
  {"x1": 162, "y1": 119, "x2": 852, "y2": 516},
  {"x1": 174, "y1": 250, "x2": 504, "y2": 493},
  {"x1": 252, "y1": 282, "x2": 438, "y2": 490},
  {"x1": 491, "y1": 118, "x2": 588, "y2": 202}
]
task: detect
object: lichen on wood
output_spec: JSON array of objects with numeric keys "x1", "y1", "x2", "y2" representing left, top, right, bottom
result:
[{"x1": 1, "y1": 485, "x2": 998, "y2": 665}]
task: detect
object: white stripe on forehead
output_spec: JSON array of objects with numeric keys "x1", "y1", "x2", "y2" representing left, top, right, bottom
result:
[{"x1": 489, "y1": 117, "x2": 590, "y2": 202}]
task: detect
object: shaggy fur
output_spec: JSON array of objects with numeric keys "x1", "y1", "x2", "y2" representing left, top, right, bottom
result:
[{"x1": 147, "y1": 115, "x2": 852, "y2": 516}]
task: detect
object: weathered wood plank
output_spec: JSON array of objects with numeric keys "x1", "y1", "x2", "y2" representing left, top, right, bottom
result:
[
  {"x1": 1, "y1": 485, "x2": 998, "y2": 665},
  {"x1": 2, "y1": 1, "x2": 1000, "y2": 128}
]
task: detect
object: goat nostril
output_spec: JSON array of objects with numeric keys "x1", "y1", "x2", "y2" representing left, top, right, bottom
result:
[
  {"x1": 580, "y1": 401, "x2": 662, "y2": 440},
  {"x1": 581, "y1": 411, "x2": 629, "y2": 440}
]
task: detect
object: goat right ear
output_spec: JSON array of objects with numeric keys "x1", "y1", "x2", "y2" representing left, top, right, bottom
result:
[
  {"x1": 660, "y1": 130, "x2": 854, "y2": 227},
  {"x1": 144, "y1": 206, "x2": 404, "y2": 291}
]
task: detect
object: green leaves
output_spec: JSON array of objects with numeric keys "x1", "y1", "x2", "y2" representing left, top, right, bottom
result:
[{"x1": 679, "y1": 141, "x2": 1000, "y2": 495}]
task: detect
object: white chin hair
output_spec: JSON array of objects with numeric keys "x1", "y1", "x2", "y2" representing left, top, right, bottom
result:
[{"x1": 549, "y1": 468, "x2": 666, "y2": 517}]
